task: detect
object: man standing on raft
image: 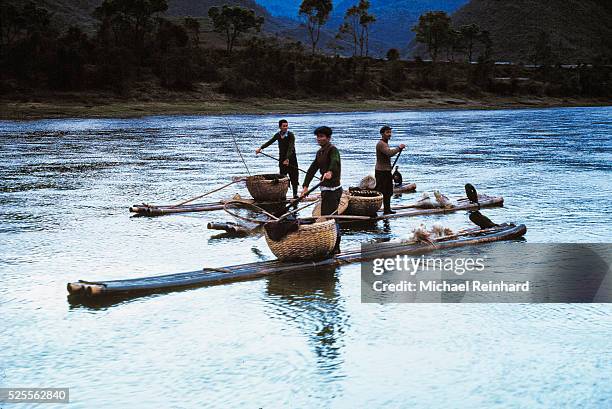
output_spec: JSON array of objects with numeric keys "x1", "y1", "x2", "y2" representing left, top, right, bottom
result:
[
  {"x1": 376, "y1": 126, "x2": 405, "y2": 214},
  {"x1": 302, "y1": 126, "x2": 342, "y2": 253},
  {"x1": 256, "y1": 119, "x2": 300, "y2": 198},
  {"x1": 302, "y1": 126, "x2": 342, "y2": 215}
]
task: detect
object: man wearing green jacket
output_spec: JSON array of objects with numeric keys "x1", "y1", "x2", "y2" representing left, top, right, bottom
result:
[
  {"x1": 302, "y1": 126, "x2": 342, "y2": 253},
  {"x1": 302, "y1": 126, "x2": 342, "y2": 215}
]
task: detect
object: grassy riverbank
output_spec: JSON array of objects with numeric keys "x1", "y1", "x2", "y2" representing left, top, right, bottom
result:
[{"x1": 2, "y1": 91, "x2": 609, "y2": 120}]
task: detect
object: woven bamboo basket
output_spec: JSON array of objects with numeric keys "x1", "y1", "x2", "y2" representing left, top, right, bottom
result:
[
  {"x1": 265, "y1": 219, "x2": 337, "y2": 261},
  {"x1": 246, "y1": 174, "x2": 289, "y2": 201},
  {"x1": 347, "y1": 189, "x2": 383, "y2": 216}
]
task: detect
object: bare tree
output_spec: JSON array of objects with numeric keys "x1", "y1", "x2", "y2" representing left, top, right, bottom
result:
[
  {"x1": 337, "y1": 0, "x2": 376, "y2": 57},
  {"x1": 299, "y1": 0, "x2": 332, "y2": 55}
]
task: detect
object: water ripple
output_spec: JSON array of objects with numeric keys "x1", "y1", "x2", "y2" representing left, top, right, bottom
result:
[{"x1": 0, "y1": 106, "x2": 611, "y2": 407}]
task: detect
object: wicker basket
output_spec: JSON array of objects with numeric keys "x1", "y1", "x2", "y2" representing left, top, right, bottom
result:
[
  {"x1": 347, "y1": 189, "x2": 383, "y2": 216},
  {"x1": 246, "y1": 174, "x2": 289, "y2": 202},
  {"x1": 265, "y1": 219, "x2": 337, "y2": 261}
]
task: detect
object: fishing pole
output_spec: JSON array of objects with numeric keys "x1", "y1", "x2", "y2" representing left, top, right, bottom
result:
[
  {"x1": 283, "y1": 181, "x2": 322, "y2": 213},
  {"x1": 258, "y1": 151, "x2": 308, "y2": 174},
  {"x1": 257, "y1": 150, "x2": 322, "y2": 180},
  {"x1": 224, "y1": 117, "x2": 251, "y2": 176},
  {"x1": 169, "y1": 178, "x2": 245, "y2": 208}
]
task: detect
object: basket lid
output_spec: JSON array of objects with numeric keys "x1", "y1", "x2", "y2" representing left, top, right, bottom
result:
[{"x1": 359, "y1": 175, "x2": 376, "y2": 190}]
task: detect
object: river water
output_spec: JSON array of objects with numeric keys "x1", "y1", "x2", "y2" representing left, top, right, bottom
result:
[{"x1": 1, "y1": 107, "x2": 611, "y2": 407}]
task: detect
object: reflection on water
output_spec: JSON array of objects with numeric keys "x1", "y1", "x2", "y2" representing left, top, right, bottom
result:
[
  {"x1": 342, "y1": 219, "x2": 393, "y2": 240},
  {"x1": 266, "y1": 267, "x2": 347, "y2": 372},
  {"x1": 1, "y1": 107, "x2": 611, "y2": 407}
]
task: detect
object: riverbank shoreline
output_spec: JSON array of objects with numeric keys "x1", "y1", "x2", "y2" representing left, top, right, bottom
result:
[{"x1": 1, "y1": 92, "x2": 609, "y2": 120}]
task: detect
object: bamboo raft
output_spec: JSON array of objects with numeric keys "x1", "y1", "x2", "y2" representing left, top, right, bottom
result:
[
  {"x1": 305, "y1": 193, "x2": 503, "y2": 223},
  {"x1": 67, "y1": 223, "x2": 526, "y2": 300},
  {"x1": 207, "y1": 193, "x2": 504, "y2": 233},
  {"x1": 393, "y1": 182, "x2": 417, "y2": 194},
  {"x1": 129, "y1": 183, "x2": 417, "y2": 216}
]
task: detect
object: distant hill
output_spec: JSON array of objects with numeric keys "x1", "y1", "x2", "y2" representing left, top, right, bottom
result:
[
  {"x1": 22, "y1": 0, "x2": 303, "y2": 38},
  {"x1": 20, "y1": 1, "x2": 611, "y2": 63},
  {"x1": 34, "y1": 0, "x2": 100, "y2": 31},
  {"x1": 253, "y1": 0, "x2": 299, "y2": 17},
  {"x1": 32, "y1": 0, "x2": 468, "y2": 56},
  {"x1": 167, "y1": 0, "x2": 283, "y2": 30},
  {"x1": 257, "y1": 0, "x2": 467, "y2": 19},
  {"x1": 256, "y1": 0, "x2": 468, "y2": 57},
  {"x1": 24, "y1": 0, "x2": 473, "y2": 58},
  {"x1": 451, "y1": 0, "x2": 612, "y2": 63},
  {"x1": 333, "y1": 0, "x2": 468, "y2": 56}
]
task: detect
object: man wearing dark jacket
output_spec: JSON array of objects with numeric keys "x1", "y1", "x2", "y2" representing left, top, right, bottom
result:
[
  {"x1": 376, "y1": 126, "x2": 405, "y2": 214},
  {"x1": 256, "y1": 119, "x2": 299, "y2": 198}
]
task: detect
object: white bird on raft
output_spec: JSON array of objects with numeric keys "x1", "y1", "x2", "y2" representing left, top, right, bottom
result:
[
  {"x1": 414, "y1": 191, "x2": 453, "y2": 209},
  {"x1": 410, "y1": 223, "x2": 455, "y2": 245}
]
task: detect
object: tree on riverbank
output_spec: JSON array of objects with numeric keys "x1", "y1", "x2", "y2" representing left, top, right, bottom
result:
[
  {"x1": 94, "y1": 0, "x2": 168, "y2": 69},
  {"x1": 459, "y1": 24, "x2": 480, "y2": 63},
  {"x1": 0, "y1": 1, "x2": 610, "y2": 101},
  {"x1": 337, "y1": 0, "x2": 377, "y2": 57},
  {"x1": 412, "y1": 12, "x2": 493, "y2": 64},
  {"x1": 412, "y1": 11, "x2": 451, "y2": 63},
  {"x1": 208, "y1": 6, "x2": 264, "y2": 54},
  {"x1": 184, "y1": 17, "x2": 200, "y2": 46},
  {"x1": 299, "y1": 0, "x2": 333, "y2": 55}
]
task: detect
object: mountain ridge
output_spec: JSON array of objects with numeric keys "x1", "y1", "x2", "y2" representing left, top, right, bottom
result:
[
  {"x1": 451, "y1": 0, "x2": 612, "y2": 63},
  {"x1": 256, "y1": 0, "x2": 468, "y2": 56},
  {"x1": 15, "y1": 1, "x2": 611, "y2": 62}
]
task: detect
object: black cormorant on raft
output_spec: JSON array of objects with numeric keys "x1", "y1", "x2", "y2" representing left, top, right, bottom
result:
[{"x1": 67, "y1": 223, "x2": 526, "y2": 301}]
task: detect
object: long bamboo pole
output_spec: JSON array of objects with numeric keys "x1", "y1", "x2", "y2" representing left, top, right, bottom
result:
[
  {"x1": 277, "y1": 199, "x2": 321, "y2": 221},
  {"x1": 170, "y1": 178, "x2": 243, "y2": 208},
  {"x1": 258, "y1": 151, "x2": 308, "y2": 174},
  {"x1": 225, "y1": 118, "x2": 251, "y2": 176}
]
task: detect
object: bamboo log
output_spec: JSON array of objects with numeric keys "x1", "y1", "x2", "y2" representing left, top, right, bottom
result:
[
  {"x1": 300, "y1": 214, "x2": 372, "y2": 221},
  {"x1": 207, "y1": 222, "x2": 254, "y2": 233},
  {"x1": 67, "y1": 224, "x2": 527, "y2": 300}
]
